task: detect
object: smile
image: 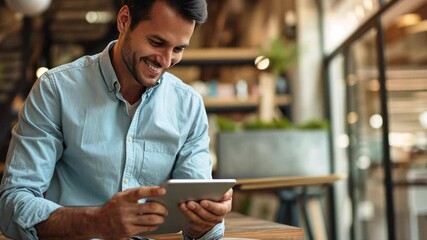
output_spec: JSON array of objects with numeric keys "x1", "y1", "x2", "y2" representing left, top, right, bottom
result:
[{"x1": 143, "y1": 58, "x2": 161, "y2": 72}]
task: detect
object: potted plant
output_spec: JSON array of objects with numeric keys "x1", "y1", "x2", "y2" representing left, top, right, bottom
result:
[
  {"x1": 258, "y1": 37, "x2": 298, "y2": 77},
  {"x1": 214, "y1": 117, "x2": 331, "y2": 179},
  {"x1": 255, "y1": 37, "x2": 298, "y2": 122}
]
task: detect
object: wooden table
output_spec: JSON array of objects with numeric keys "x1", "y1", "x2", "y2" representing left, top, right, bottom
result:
[
  {"x1": 147, "y1": 212, "x2": 303, "y2": 240},
  {"x1": 235, "y1": 174, "x2": 346, "y2": 191},
  {"x1": 0, "y1": 212, "x2": 303, "y2": 240}
]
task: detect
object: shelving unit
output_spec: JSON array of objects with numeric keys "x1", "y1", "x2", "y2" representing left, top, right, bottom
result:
[
  {"x1": 203, "y1": 95, "x2": 291, "y2": 113},
  {"x1": 179, "y1": 48, "x2": 259, "y2": 66},
  {"x1": 176, "y1": 48, "x2": 292, "y2": 114}
]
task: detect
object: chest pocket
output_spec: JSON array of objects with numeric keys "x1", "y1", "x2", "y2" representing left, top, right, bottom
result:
[{"x1": 138, "y1": 141, "x2": 177, "y2": 186}]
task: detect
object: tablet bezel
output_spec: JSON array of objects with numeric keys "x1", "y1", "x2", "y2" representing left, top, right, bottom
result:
[{"x1": 145, "y1": 178, "x2": 236, "y2": 235}]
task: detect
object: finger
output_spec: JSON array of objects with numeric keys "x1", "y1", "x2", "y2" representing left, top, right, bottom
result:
[
  {"x1": 179, "y1": 202, "x2": 219, "y2": 235},
  {"x1": 181, "y1": 201, "x2": 223, "y2": 224},
  {"x1": 135, "y1": 201, "x2": 168, "y2": 217},
  {"x1": 133, "y1": 212, "x2": 166, "y2": 226},
  {"x1": 200, "y1": 198, "x2": 232, "y2": 216},
  {"x1": 124, "y1": 186, "x2": 166, "y2": 202}
]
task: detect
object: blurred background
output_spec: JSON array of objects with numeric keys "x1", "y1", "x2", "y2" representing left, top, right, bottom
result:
[{"x1": 0, "y1": 0, "x2": 427, "y2": 239}]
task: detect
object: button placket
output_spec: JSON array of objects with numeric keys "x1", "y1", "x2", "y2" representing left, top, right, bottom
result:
[{"x1": 122, "y1": 94, "x2": 146, "y2": 190}]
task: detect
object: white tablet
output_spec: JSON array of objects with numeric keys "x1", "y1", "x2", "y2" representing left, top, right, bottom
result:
[{"x1": 145, "y1": 179, "x2": 236, "y2": 235}]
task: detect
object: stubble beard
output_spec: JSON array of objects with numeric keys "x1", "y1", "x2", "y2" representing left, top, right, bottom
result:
[{"x1": 121, "y1": 31, "x2": 161, "y2": 88}]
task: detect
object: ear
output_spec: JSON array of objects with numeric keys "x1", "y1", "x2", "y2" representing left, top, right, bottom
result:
[{"x1": 117, "y1": 5, "x2": 131, "y2": 33}]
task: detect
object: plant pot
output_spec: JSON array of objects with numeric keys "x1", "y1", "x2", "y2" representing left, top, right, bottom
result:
[{"x1": 215, "y1": 129, "x2": 331, "y2": 179}]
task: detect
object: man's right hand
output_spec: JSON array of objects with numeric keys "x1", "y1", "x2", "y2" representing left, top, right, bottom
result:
[
  {"x1": 94, "y1": 186, "x2": 168, "y2": 239},
  {"x1": 35, "y1": 186, "x2": 167, "y2": 240}
]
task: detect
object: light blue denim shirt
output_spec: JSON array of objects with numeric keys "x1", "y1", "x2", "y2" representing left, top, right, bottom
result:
[{"x1": 0, "y1": 41, "x2": 223, "y2": 240}]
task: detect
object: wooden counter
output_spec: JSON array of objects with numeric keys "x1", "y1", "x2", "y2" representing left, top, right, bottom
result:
[{"x1": 147, "y1": 212, "x2": 303, "y2": 240}]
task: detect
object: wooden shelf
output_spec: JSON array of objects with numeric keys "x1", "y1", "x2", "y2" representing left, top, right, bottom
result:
[
  {"x1": 178, "y1": 48, "x2": 259, "y2": 66},
  {"x1": 203, "y1": 95, "x2": 291, "y2": 113}
]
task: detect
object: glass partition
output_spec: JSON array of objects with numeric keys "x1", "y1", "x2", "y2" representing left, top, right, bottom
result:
[
  {"x1": 347, "y1": 28, "x2": 392, "y2": 240},
  {"x1": 382, "y1": 1, "x2": 427, "y2": 240},
  {"x1": 323, "y1": 0, "x2": 427, "y2": 239},
  {"x1": 321, "y1": 0, "x2": 380, "y2": 54},
  {"x1": 328, "y1": 53, "x2": 352, "y2": 240}
]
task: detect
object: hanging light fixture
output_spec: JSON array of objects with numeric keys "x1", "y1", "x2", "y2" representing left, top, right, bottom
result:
[{"x1": 5, "y1": 0, "x2": 52, "y2": 17}]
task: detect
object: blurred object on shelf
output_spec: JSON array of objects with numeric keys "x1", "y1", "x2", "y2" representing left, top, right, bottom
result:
[
  {"x1": 217, "y1": 83, "x2": 235, "y2": 98},
  {"x1": 284, "y1": 10, "x2": 297, "y2": 40},
  {"x1": 235, "y1": 80, "x2": 249, "y2": 100},
  {"x1": 190, "y1": 81, "x2": 209, "y2": 97},
  {"x1": 275, "y1": 75, "x2": 289, "y2": 95},
  {"x1": 168, "y1": 66, "x2": 201, "y2": 84}
]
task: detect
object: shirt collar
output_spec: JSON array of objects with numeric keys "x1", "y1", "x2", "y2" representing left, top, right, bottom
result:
[{"x1": 99, "y1": 40, "x2": 119, "y2": 93}]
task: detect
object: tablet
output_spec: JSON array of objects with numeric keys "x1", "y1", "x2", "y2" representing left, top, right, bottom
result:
[{"x1": 145, "y1": 179, "x2": 236, "y2": 235}]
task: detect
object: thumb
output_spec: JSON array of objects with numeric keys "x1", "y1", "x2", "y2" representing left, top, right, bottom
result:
[
  {"x1": 220, "y1": 188, "x2": 233, "y2": 201},
  {"x1": 124, "y1": 186, "x2": 166, "y2": 202}
]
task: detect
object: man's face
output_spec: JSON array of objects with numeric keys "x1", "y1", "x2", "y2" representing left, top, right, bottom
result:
[{"x1": 119, "y1": 1, "x2": 196, "y2": 87}]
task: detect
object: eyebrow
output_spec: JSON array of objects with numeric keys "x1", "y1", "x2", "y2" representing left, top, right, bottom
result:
[{"x1": 148, "y1": 34, "x2": 189, "y2": 49}]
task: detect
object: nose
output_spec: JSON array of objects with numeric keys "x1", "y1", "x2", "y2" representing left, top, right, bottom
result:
[{"x1": 157, "y1": 49, "x2": 173, "y2": 69}]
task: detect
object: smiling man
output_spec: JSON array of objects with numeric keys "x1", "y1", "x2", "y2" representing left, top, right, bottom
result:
[{"x1": 0, "y1": 1, "x2": 232, "y2": 239}]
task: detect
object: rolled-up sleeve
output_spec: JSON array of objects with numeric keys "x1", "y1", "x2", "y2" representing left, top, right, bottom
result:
[
  {"x1": 0, "y1": 74, "x2": 64, "y2": 239},
  {"x1": 0, "y1": 188, "x2": 61, "y2": 239}
]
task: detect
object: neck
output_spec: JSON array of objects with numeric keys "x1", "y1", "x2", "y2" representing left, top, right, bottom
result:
[{"x1": 110, "y1": 43, "x2": 145, "y2": 104}]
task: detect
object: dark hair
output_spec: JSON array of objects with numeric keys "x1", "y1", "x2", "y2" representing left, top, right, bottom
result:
[{"x1": 121, "y1": 0, "x2": 208, "y2": 30}]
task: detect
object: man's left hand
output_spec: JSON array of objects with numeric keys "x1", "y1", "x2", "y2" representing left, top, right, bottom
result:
[{"x1": 179, "y1": 188, "x2": 233, "y2": 238}]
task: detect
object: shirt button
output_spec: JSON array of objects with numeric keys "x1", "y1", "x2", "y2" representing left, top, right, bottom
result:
[
  {"x1": 127, "y1": 136, "x2": 132, "y2": 142},
  {"x1": 124, "y1": 179, "x2": 129, "y2": 184}
]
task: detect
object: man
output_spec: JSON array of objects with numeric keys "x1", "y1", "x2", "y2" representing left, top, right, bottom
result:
[{"x1": 0, "y1": 0, "x2": 233, "y2": 239}]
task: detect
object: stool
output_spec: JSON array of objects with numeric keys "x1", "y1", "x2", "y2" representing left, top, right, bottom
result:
[{"x1": 276, "y1": 187, "x2": 327, "y2": 240}]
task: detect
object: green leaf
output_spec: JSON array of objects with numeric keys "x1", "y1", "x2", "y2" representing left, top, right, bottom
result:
[
  {"x1": 260, "y1": 37, "x2": 298, "y2": 75},
  {"x1": 216, "y1": 116, "x2": 238, "y2": 132}
]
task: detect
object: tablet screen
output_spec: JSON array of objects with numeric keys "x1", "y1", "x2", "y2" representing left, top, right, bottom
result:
[{"x1": 145, "y1": 179, "x2": 236, "y2": 235}]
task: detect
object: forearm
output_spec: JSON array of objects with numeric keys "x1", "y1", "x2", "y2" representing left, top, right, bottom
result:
[{"x1": 35, "y1": 206, "x2": 101, "y2": 240}]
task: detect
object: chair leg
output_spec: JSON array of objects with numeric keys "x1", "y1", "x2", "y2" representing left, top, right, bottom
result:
[
  {"x1": 306, "y1": 197, "x2": 327, "y2": 240},
  {"x1": 300, "y1": 190, "x2": 315, "y2": 240}
]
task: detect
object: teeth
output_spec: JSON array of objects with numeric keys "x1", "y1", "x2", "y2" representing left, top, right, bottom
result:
[{"x1": 145, "y1": 59, "x2": 160, "y2": 72}]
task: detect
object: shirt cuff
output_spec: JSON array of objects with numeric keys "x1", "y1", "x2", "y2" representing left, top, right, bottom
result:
[
  {"x1": 182, "y1": 220, "x2": 224, "y2": 240},
  {"x1": 7, "y1": 195, "x2": 61, "y2": 240}
]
